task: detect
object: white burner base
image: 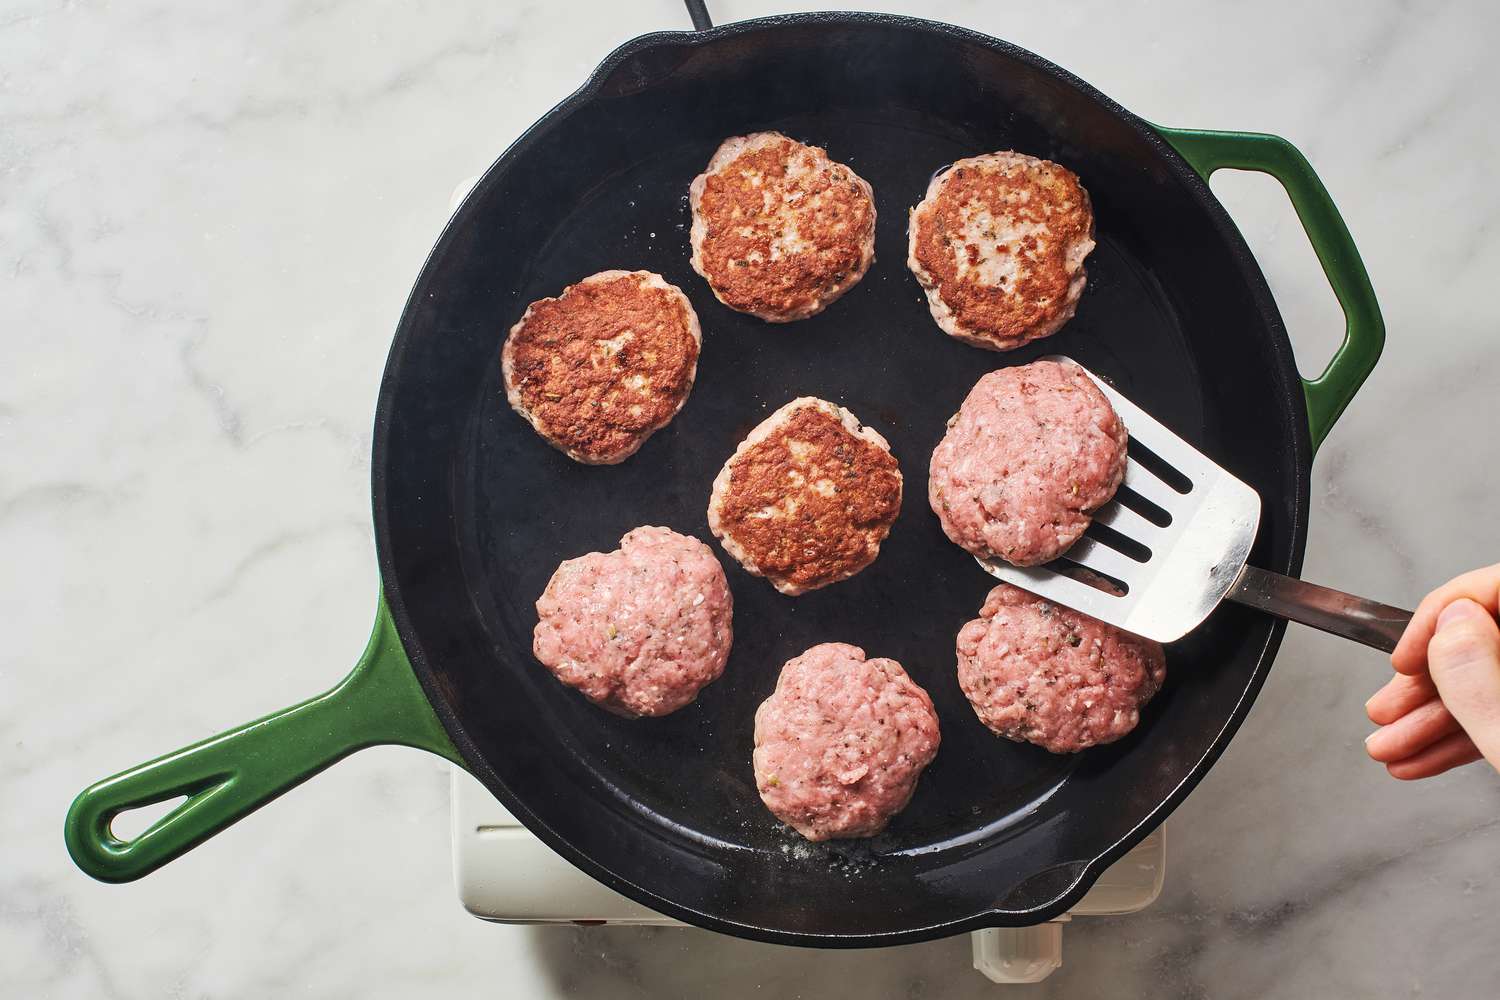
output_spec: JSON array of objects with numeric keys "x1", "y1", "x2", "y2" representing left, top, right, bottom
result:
[{"x1": 451, "y1": 769, "x2": 1163, "y2": 983}]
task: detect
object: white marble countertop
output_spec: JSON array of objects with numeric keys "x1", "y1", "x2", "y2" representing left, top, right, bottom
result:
[{"x1": 6, "y1": 0, "x2": 1499, "y2": 996}]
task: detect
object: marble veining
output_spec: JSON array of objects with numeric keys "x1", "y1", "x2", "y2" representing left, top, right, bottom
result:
[{"x1": 4, "y1": 0, "x2": 1498, "y2": 996}]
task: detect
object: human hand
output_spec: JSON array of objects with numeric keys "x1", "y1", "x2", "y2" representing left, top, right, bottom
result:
[{"x1": 1364, "y1": 563, "x2": 1500, "y2": 779}]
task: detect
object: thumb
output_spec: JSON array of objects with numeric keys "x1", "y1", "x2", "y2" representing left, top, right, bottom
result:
[{"x1": 1425, "y1": 598, "x2": 1500, "y2": 771}]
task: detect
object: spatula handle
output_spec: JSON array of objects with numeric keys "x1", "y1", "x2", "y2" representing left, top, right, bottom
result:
[{"x1": 1226, "y1": 564, "x2": 1413, "y2": 653}]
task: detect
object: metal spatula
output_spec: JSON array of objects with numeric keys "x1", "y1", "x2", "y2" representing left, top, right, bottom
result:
[{"x1": 975, "y1": 358, "x2": 1413, "y2": 651}]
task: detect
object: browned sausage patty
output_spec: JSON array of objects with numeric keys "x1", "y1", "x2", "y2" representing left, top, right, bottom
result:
[
  {"x1": 908, "y1": 152, "x2": 1094, "y2": 351},
  {"x1": 502, "y1": 270, "x2": 700, "y2": 464},
  {"x1": 689, "y1": 132, "x2": 876, "y2": 322},
  {"x1": 957, "y1": 582, "x2": 1166, "y2": 753},
  {"x1": 708, "y1": 398, "x2": 902, "y2": 595}
]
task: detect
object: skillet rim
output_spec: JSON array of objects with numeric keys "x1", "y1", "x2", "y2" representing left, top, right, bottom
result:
[{"x1": 371, "y1": 11, "x2": 1312, "y2": 946}]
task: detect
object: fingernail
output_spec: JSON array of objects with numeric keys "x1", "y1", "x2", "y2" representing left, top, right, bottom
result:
[{"x1": 1436, "y1": 598, "x2": 1484, "y2": 631}]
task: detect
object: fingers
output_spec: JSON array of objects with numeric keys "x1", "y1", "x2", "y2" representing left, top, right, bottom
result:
[
  {"x1": 1369, "y1": 580, "x2": 1500, "y2": 782},
  {"x1": 1365, "y1": 671, "x2": 1437, "y2": 725},
  {"x1": 1364, "y1": 696, "x2": 1461, "y2": 763},
  {"x1": 1423, "y1": 597, "x2": 1500, "y2": 770},
  {"x1": 1385, "y1": 731, "x2": 1484, "y2": 781},
  {"x1": 1391, "y1": 563, "x2": 1500, "y2": 675}
]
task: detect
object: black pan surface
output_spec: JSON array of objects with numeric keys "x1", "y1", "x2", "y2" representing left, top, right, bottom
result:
[{"x1": 373, "y1": 14, "x2": 1310, "y2": 945}]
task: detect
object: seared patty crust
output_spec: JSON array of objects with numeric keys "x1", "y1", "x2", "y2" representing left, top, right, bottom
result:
[
  {"x1": 708, "y1": 398, "x2": 902, "y2": 595},
  {"x1": 690, "y1": 132, "x2": 876, "y2": 322},
  {"x1": 503, "y1": 270, "x2": 700, "y2": 464},
  {"x1": 908, "y1": 151, "x2": 1094, "y2": 351}
]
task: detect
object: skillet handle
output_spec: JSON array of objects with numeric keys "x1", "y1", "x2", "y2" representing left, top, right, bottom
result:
[
  {"x1": 64, "y1": 596, "x2": 462, "y2": 883},
  {"x1": 1154, "y1": 127, "x2": 1385, "y2": 454}
]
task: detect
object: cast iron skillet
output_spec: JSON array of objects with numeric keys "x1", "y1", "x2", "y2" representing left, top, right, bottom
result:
[{"x1": 66, "y1": 9, "x2": 1383, "y2": 947}]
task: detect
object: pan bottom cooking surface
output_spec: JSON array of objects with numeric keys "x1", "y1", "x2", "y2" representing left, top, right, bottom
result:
[{"x1": 459, "y1": 117, "x2": 1206, "y2": 859}]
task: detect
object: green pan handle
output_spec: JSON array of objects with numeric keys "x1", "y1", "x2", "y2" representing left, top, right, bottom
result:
[
  {"x1": 1154, "y1": 126, "x2": 1385, "y2": 453},
  {"x1": 64, "y1": 596, "x2": 462, "y2": 883}
]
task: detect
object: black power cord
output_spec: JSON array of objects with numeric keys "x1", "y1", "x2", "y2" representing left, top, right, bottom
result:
[{"x1": 684, "y1": 0, "x2": 713, "y2": 30}]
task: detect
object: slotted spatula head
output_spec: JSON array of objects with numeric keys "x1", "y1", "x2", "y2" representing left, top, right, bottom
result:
[{"x1": 974, "y1": 357, "x2": 1262, "y2": 643}]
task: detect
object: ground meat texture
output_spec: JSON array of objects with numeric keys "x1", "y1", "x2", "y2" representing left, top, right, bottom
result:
[
  {"x1": 503, "y1": 270, "x2": 700, "y2": 464},
  {"x1": 708, "y1": 397, "x2": 902, "y2": 595},
  {"x1": 956, "y1": 583, "x2": 1166, "y2": 753},
  {"x1": 753, "y1": 643, "x2": 941, "y2": 841},
  {"x1": 533, "y1": 526, "x2": 733, "y2": 718},
  {"x1": 907, "y1": 151, "x2": 1094, "y2": 351},
  {"x1": 928, "y1": 359, "x2": 1128, "y2": 567},
  {"x1": 690, "y1": 132, "x2": 876, "y2": 322}
]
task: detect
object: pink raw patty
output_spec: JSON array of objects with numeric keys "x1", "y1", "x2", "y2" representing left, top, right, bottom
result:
[
  {"x1": 753, "y1": 642, "x2": 940, "y2": 841},
  {"x1": 928, "y1": 358, "x2": 1127, "y2": 566},
  {"x1": 956, "y1": 583, "x2": 1166, "y2": 753},
  {"x1": 533, "y1": 526, "x2": 733, "y2": 717}
]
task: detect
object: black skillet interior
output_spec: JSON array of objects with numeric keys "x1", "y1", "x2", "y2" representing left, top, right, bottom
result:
[{"x1": 375, "y1": 14, "x2": 1310, "y2": 945}]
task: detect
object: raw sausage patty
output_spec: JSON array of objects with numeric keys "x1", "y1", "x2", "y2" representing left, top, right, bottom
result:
[
  {"x1": 956, "y1": 583, "x2": 1166, "y2": 753},
  {"x1": 753, "y1": 643, "x2": 941, "y2": 841},
  {"x1": 690, "y1": 132, "x2": 876, "y2": 322},
  {"x1": 928, "y1": 359, "x2": 1127, "y2": 567},
  {"x1": 533, "y1": 526, "x2": 732, "y2": 717},
  {"x1": 503, "y1": 270, "x2": 700, "y2": 464},
  {"x1": 908, "y1": 151, "x2": 1094, "y2": 351}
]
